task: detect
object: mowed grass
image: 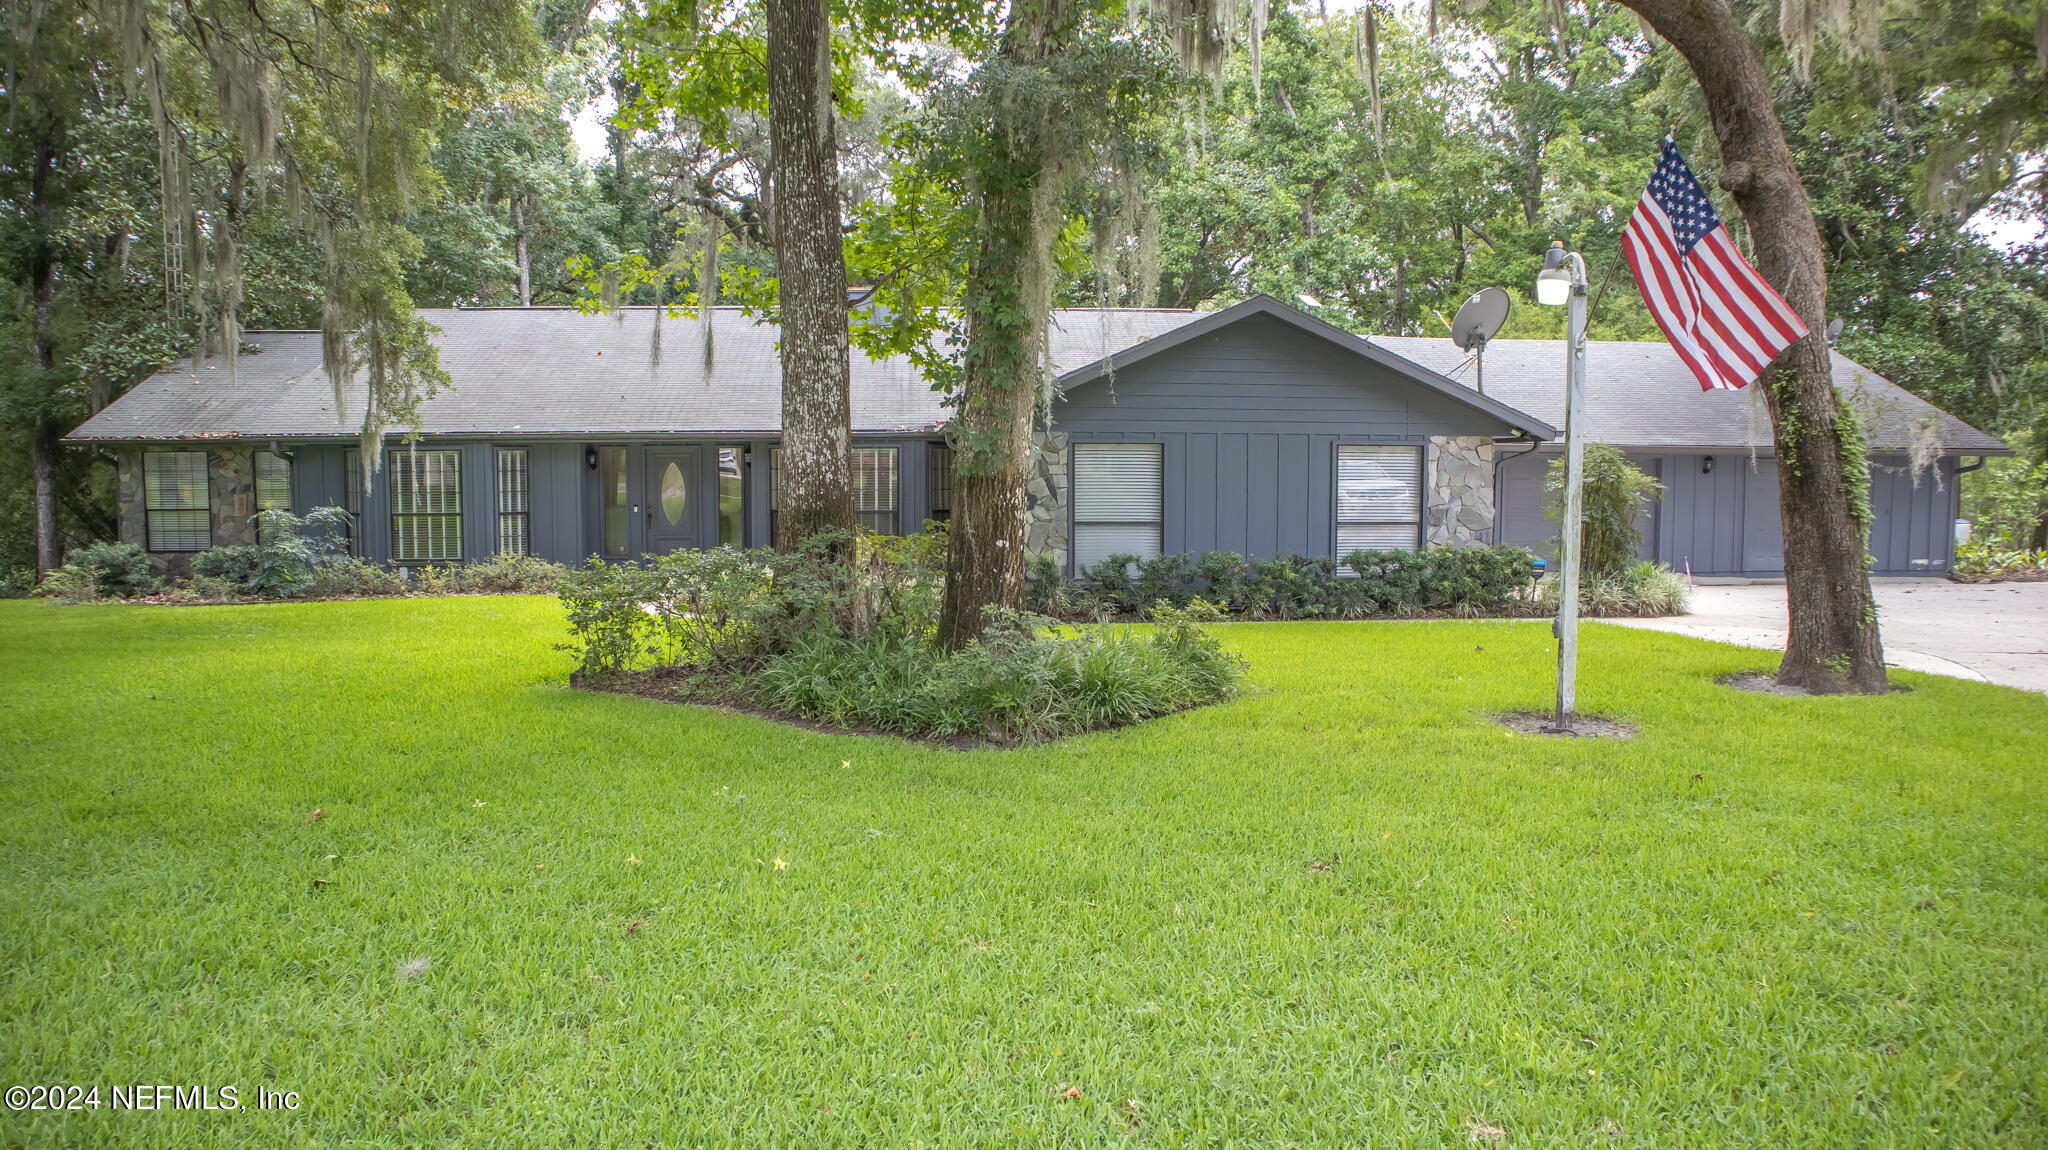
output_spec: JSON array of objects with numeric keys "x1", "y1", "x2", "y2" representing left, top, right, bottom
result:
[{"x1": 1, "y1": 597, "x2": 2044, "y2": 1148}]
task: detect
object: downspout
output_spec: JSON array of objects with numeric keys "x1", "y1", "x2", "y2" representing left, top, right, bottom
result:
[{"x1": 1493, "y1": 430, "x2": 1546, "y2": 551}]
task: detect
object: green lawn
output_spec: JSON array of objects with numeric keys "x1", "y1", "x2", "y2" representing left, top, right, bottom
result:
[{"x1": 1, "y1": 597, "x2": 2044, "y2": 1147}]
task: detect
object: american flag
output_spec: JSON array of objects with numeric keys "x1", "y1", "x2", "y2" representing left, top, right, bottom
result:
[{"x1": 1622, "y1": 140, "x2": 1808, "y2": 391}]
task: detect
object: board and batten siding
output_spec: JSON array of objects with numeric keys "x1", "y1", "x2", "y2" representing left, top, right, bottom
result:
[
  {"x1": 1054, "y1": 312, "x2": 1522, "y2": 568},
  {"x1": 1494, "y1": 449, "x2": 1960, "y2": 576}
]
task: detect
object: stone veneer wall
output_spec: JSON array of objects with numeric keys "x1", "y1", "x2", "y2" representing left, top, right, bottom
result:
[
  {"x1": 1425, "y1": 435, "x2": 1497, "y2": 547},
  {"x1": 1022, "y1": 431, "x2": 1069, "y2": 571},
  {"x1": 115, "y1": 447, "x2": 146, "y2": 548}
]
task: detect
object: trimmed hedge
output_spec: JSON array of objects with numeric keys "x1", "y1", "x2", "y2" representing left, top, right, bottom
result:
[{"x1": 1029, "y1": 545, "x2": 1542, "y2": 620}]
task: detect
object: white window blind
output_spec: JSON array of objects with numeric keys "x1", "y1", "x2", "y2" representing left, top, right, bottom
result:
[
  {"x1": 1072, "y1": 442, "x2": 1163, "y2": 570},
  {"x1": 254, "y1": 451, "x2": 291, "y2": 512},
  {"x1": 144, "y1": 451, "x2": 210, "y2": 551},
  {"x1": 496, "y1": 449, "x2": 530, "y2": 556},
  {"x1": 853, "y1": 447, "x2": 898, "y2": 534},
  {"x1": 1335, "y1": 445, "x2": 1422, "y2": 553},
  {"x1": 389, "y1": 449, "x2": 463, "y2": 562},
  {"x1": 254, "y1": 450, "x2": 291, "y2": 542}
]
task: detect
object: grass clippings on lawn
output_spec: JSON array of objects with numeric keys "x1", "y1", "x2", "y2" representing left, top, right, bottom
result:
[{"x1": 2, "y1": 596, "x2": 2045, "y2": 1147}]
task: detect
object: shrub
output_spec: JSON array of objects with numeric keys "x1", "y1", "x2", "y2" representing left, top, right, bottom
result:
[
  {"x1": 560, "y1": 531, "x2": 1244, "y2": 741},
  {"x1": 1960, "y1": 430, "x2": 2046, "y2": 549},
  {"x1": 302, "y1": 559, "x2": 406, "y2": 598},
  {"x1": 1049, "y1": 545, "x2": 1541, "y2": 620},
  {"x1": 445, "y1": 552, "x2": 572, "y2": 594},
  {"x1": 58, "y1": 541, "x2": 161, "y2": 599},
  {"x1": 192, "y1": 545, "x2": 263, "y2": 586},
  {"x1": 157, "y1": 575, "x2": 243, "y2": 605},
  {"x1": 1546, "y1": 446, "x2": 1665, "y2": 577},
  {"x1": 1952, "y1": 541, "x2": 2048, "y2": 581},
  {"x1": 192, "y1": 508, "x2": 353, "y2": 598},
  {"x1": 747, "y1": 602, "x2": 1245, "y2": 742},
  {"x1": 1536, "y1": 560, "x2": 1689, "y2": 616},
  {"x1": 36, "y1": 565, "x2": 101, "y2": 603},
  {"x1": 640, "y1": 547, "x2": 783, "y2": 667},
  {"x1": 556, "y1": 558, "x2": 656, "y2": 676}
]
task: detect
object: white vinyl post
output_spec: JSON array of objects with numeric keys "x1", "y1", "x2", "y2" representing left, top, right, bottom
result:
[{"x1": 1555, "y1": 254, "x2": 1589, "y2": 732}]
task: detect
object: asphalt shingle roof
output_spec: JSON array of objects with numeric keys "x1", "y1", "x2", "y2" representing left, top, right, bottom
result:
[
  {"x1": 1367, "y1": 334, "x2": 2008, "y2": 455},
  {"x1": 66, "y1": 307, "x2": 1202, "y2": 442},
  {"x1": 67, "y1": 301, "x2": 2006, "y2": 456}
]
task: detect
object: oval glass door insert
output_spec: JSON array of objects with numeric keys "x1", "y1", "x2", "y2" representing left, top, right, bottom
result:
[{"x1": 660, "y1": 461, "x2": 686, "y2": 526}]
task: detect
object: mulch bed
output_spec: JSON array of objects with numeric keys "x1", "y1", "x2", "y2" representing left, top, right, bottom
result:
[{"x1": 1493, "y1": 711, "x2": 1636, "y2": 739}]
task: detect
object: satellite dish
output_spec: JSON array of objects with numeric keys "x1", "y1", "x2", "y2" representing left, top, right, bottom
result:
[
  {"x1": 1297, "y1": 292, "x2": 1323, "y2": 310},
  {"x1": 1451, "y1": 287, "x2": 1511, "y2": 350},
  {"x1": 1450, "y1": 287, "x2": 1512, "y2": 395},
  {"x1": 1825, "y1": 317, "x2": 1845, "y2": 347}
]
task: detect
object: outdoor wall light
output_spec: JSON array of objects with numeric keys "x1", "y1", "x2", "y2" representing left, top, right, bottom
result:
[
  {"x1": 585, "y1": 446, "x2": 599, "y2": 470},
  {"x1": 1702, "y1": 455, "x2": 1716, "y2": 475}
]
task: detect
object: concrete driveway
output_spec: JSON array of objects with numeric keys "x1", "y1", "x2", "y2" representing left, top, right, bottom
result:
[{"x1": 1608, "y1": 578, "x2": 2048, "y2": 693}]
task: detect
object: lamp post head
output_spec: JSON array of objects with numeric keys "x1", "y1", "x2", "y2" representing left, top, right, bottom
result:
[{"x1": 1536, "y1": 240, "x2": 1573, "y2": 306}]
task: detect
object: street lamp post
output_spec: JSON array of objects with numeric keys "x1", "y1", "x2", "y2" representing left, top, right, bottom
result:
[{"x1": 1536, "y1": 240, "x2": 1589, "y2": 732}]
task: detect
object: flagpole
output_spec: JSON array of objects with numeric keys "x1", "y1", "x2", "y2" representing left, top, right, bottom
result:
[
  {"x1": 1537, "y1": 240, "x2": 1590, "y2": 733},
  {"x1": 1556, "y1": 252, "x2": 1588, "y2": 733}
]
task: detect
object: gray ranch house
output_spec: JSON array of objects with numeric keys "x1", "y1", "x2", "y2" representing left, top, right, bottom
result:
[{"x1": 68, "y1": 295, "x2": 2005, "y2": 578}]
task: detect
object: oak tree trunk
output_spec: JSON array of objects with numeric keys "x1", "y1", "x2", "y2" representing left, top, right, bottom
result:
[
  {"x1": 765, "y1": 0, "x2": 855, "y2": 552},
  {"x1": 938, "y1": 175, "x2": 1046, "y2": 649},
  {"x1": 936, "y1": 0, "x2": 1074, "y2": 650},
  {"x1": 1620, "y1": 0, "x2": 1887, "y2": 693}
]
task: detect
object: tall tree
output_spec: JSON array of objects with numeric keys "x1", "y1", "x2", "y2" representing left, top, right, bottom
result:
[
  {"x1": 764, "y1": 0, "x2": 855, "y2": 549},
  {"x1": 932, "y1": 3, "x2": 1174, "y2": 647},
  {"x1": 1613, "y1": 0, "x2": 1884, "y2": 692},
  {"x1": 614, "y1": 0, "x2": 859, "y2": 551},
  {"x1": 1, "y1": 7, "x2": 96, "y2": 576}
]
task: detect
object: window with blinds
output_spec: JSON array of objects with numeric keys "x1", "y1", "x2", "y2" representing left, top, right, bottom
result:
[
  {"x1": 853, "y1": 447, "x2": 898, "y2": 534},
  {"x1": 496, "y1": 449, "x2": 530, "y2": 555},
  {"x1": 1335, "y1": 445, "x2": 1423, "y2": 554},
  {"x1": 342, "y1": 449, "x2": 363, "y2": 556},
  {"x1": 144, "y1": 451, "x2": 211, "y2": 551},
  {"x1": 254, "y1": 450, "x2": 291, "y2": 542},
  {"x1": 388, "y1": 448, "x2": 462, "y2": 562},
  {"x1": 770, "y1": 446, "x2": 901, "y2": 536},
  {"x1": 1071, "y1": 442, "x2": 1163, "y2": 570},
  {"x1": 927, "y1": 444, "x2": 954, "y2": 522}
]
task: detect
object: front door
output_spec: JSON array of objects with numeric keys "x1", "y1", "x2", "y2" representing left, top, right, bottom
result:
[{"x1": 645, "y1": 449, "x2": 699, "y2": 554}]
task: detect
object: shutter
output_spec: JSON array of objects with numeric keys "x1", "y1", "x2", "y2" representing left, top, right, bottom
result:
[{"x1": 1072, "y1": 442, "x2": 1163, "y2": 569}]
